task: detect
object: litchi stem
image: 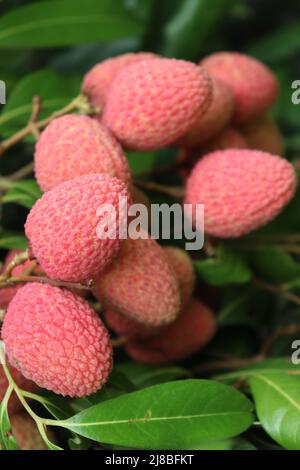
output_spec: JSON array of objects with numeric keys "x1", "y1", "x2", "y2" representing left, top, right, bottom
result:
[
  {"x1": 253, "y1": 277, "x2": 300, "y2": 306},
  {"x1": 0, "y1": 251, "x2": 29, "y2": 282},
  {"x1": 111, "y1": 336, "x2": 128, "y2": 347},
  {"x1": 8, "y1": 161, "x2": 34, "y2": 181},
  {"x1": 135, "y1": 180, "x2": 185, "y2": 199},
  {"x1": 0, "y1": 274, "x2": 93, "y2": 292},
  {"x1": 0, "y1": 94, "x2": 97, "y2": 156}
]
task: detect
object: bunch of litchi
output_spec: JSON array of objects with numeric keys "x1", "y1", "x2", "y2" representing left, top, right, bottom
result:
[{"x1": 0, "y1": 48, "x2": 297, "y2": 451}]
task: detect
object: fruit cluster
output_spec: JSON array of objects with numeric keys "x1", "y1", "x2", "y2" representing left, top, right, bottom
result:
[{"x1": 0, "y1": 51, "x2": 297, "y2": 448}]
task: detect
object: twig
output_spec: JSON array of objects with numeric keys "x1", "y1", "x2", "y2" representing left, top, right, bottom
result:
[
  {"x1": 0, "y1": 251, "x2": 29, "y2": 281},
  {"x1": 259, "y1": 323, "x2": 300, "y2": 356},
  {"x1": 0, "y1": 94, "x2": 95, "y2": 156},
  {"x1": 28, "y1": 96, "x2": 42, "y2": 140},
  {"x1": 0, "y1": 274, "x2": 93, "y2": 291},
  {"x1": 111, "y1": 336, "x2": 128, "y2": 347},
  {"x1": 194, "y1": 354, "x2": 264, "y2": 373},
  {"x1": 253, "y1": 278, "x2": 300, "y2": 306},
  {"x1": 8, "y1": 161, "x2": 34, "y2": 181},
  {"x1": 135, "y1": 180, "x2": 184, "y2": 199}
]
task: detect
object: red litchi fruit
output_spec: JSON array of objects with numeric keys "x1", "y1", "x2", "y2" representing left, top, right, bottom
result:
[
  {"x1": 125, "y1": 298, "x2": 216, "y2": 364},
  {"x1": 2, "y1": 283, "x2": 112, "y2": 397},
  {"x1": 34, "y1": 114, "x2": 131, "y2": 192},
  {"x1": 25, "y1": 173, "x2": 130, "y2": 283},
  {"x1": 4, "y1": 412, "x2": 54, "y2": 450},
  {"x1": 241, "y1": 115, "x2": 284, "y2": 155},
  {"x1": 0, "y1": 362, "x2": 38, "y2": 415},
  {"x1": 181, "y1": 77, "x2": 234, "y2": 148},
  {"x1": 163, "y1": 246, "x2": 195, "y2": 308},
  {"x1": 93, "y1": 235, "x2": 181, "y2": 327},
  {"x1": 103, "y1": 58, "x2": 212, "y2": 151},
  {"x1": 103, "y1": 246, "x2": 194, "y2": 340},
  {"x1": 0, "y1": 249, "x2": 41, "y2": 310},
  {"x1": 185, "y1": 149, "x2": 297, "y2": 238},
  {"x1": 201, "y1": 52, "x2": 278, "y2": 123},
  {"x1": 201, "y1": 127, "x2": 249, "y2": 153},
  {"x1": 82, "y1": 52, "x2": 158, "y2": 108}
]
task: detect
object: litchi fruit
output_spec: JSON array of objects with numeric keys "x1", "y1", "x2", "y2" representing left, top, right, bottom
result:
[
  {"x1": 25, "y1": 173, "x2": 130, "y2": 283},
  {"x1": 4, "y1": 412, "x2": 54, "y2": 450},
  {"x1": 202, "y1": 52, "x2": 278, "y2": 123},
  {"x1": 34, "y1": 114, "x2": 131, "y2": 192},
  {"x1": 125, "y1": 298, "x2": 216, "y2": 364},
  {"x1": 93, "y1": 235, "x2": 181, "y2": 327},
  {"x1": 241, "y1": 115, "x2": 284, "y2": 155},
  {"x1": 103, "y1": 58, "x2": 212, "y2": 151},
  {"x1": 82, "y1": 52, "x2": 158, "y2": 108},
  {"x1": 201, "y1": 127, "x2": 249, "y2": 153},
  {"x1": 2, "y1": 283, "x2": 112, "y2": 397},
  {"x1": 104, "y1": 309, "x2": 158, "y2": 340},
  {"x1": 164, "y1": 246, "x2": 195, "y2": 308},
  {"x1": 0, "y1": 250, "x2": 40, "y2": 310},
  {"x1": 181, "y1": 77, "x2": 234, "y2": 148},
  {"x1": 185, "y1": 149, "x2": 297, "y2": 238},
  {"x1": 0, "y1": 362, "x2": 38, "y2": 415}
]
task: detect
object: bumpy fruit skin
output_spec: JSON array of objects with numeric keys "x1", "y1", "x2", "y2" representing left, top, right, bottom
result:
[
  {"x1": 202, "y1": 52, "x2": 278, "y2": 123},
  {"x1": 25, "y1": 173, "x2": 130, "y2": 283},
  {"x1": 0, "y1": 362, "x2": 37, "y2": 415},
  {"x1": 2, "y1": 283, "x2": 112, "y2": 397},
  {"x1": 201, "y1": 127, "x2": 249, "y2": 153},
  {"x1": 34, "y1": 114, "x2": 131, "y2": 192},
  {"x1": 7, "y1": 413, "x2": 53, "y2": 450},
  {"x1": 185, "y1": 149, "x2": 297, "y2": 238},
  {"x1": 125, "y1": 299, "x2": 216, "y2": 364},
  {"x1": 82, "y1": 52, "x2": 157, "y2": 108},
  {"x1": 93, "y1": 236, "x2": 181, "y2": 327},
  {"x1": 181, "y1": 77, "x2": 234, "y2": 148},
  {"x1": 241, "y1": 115, "x2": 284, "y2": 155},
  {"x1": 103, "y1": 58, "x2": 212, "y2": 151},
  {"x1": 104, "y1": 309, "x2": 158, "y2": 340},
  {"x1": 164, "y1": 247, "x2": 195, "y2": 308}
]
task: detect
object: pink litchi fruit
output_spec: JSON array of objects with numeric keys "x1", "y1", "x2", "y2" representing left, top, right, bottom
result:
[
  {"x1": 93, "y1": 235, "x2": 181, "y2": 327},
  {"x1": 163, "y1": 246, "x2": 195, "y2": 308},
  {"x1": 181, "y1": 77, "x2": 234, "y2": 148},
  {"x1": 34, "y1": 114, "x2": 131, "y2": 192},
  {"x1": 201, "y1": 52, "x2": 278, "y2": 123},
  {"x1": 125, "y1": 298, "x2": 216, "y2": 364},
  {"x1": 201, "y1": 127, "x2": 249, "y2": 153},
  {"x1": 2, "y1": 283, "x2": 112, "y2": 397},
  {"x1": 103, "y1": 58, "x2": 212, "y2": 151},
  {"x1": 82, "y1": 52, "x2": 158, "y2": 108},
  {"x1": 185, "y1": 149, "x2": 297, "y2": 238},
  {"x1": 25, "y1": 173, "x2": 130, "y2": 283}
]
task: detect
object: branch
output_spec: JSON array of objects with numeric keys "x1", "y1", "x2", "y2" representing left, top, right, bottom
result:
[
  {"x1": 259, "y1": 323, "x2": 300, "y2": 356},
  {"x1": 135, "y1": 180, "x2": 184, "y2": 199},
  {"x1": 253, "y1": 278, "x2": 300, "y2": 306},
  {"x1": 0, "y1": 274, "x2": 93, "y2": 292},
  {"x1": 0, "y1": 251, "x2": 29, "y2": 281}
]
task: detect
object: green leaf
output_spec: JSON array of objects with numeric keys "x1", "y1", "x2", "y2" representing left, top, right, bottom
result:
[
  {"x1": 0, "y1": 230, "x2": 27, "y2": 250},
  {"x1": 0, "y1": 69, "x2": 80, "y2": 135},
  {"x1": 248, "y1": 20, "x2": 300, "y2": 63},
  {"x1": 218, "y1": 286, "x2": 255, "y2": 325},
  {"x1": 2, "y1": 179, "x2": 42, "y2": 209},
  {"x1": 115, "y1": 363, "x2": 190, "y2": 388},
  {"x1": 0, "y1": 385, "x2": 19, "y2": 450},
  {"x1": 194, "y1": 244, "x2": 252, "y2": 286},
  {"x1": 250, "y1": 373, "x2": 300, "y2": 450},
  {"x1": 249, "y1": 245, "x2": 300, "y2": 284},
  {"x1": 62, "y1": 380, "x2": 254, "y2": 449},
  {"x1": 0, "y1": 0, "x2": 144, "y2": 48},
  {"x1": 161, "y1": 0, "x2": 231, "y2": 60},
  {"x1": 127, "y1": 151, "x2": 158, "y2": 176}
]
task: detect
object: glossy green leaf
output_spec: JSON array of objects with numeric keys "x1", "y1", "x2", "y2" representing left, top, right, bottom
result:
[
  {"x1": 2, "y1": 179, "x2": 42, "y2": 209},
  {"x1": 250, "y1": 373, "x2": 300, "y2": 450},
  {"x1": 62, "y1": 380, "x2": 254, "y2": 449},
  {"x1": 0, "y1": 230, "x2": 27, "y2": 250},
  {"x1": 249, "y1": 245, "x2": 300, "y2": 284},
  {"x1": 194, "y1": 244, "x2": 252, "y2": 286},
  {"x1": 0, "y1": 0, "x2": 144, "y2": 48}
]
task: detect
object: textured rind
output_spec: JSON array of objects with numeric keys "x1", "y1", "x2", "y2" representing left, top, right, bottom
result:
[
  {"x1": 125, "y1": 298, "x2": 216, "y2": 364},
  {"x1": 185, "y1": 149, "x2": 297, "y2": 238},
  {"x1": 93, "y1": 236, "x2": 181, "y2": 327},
  {"x1": 103, "y1": 58, "x2": 212, "y2": 151},
  {"x1": 241, "y1": 115, "x2": 284, "y2": 155},
  {"x1": 0, "y1": 361, "x2": 38, "y2": 415},
  {"x1": 0, "y1": 250, "x2": 42, "y2": 309},
  {"x1": 104, "y1": 309, "x2": 158, "y2": 340},
  {"x1": 2, "y1": 283, "x2": 113, "y2": 397},
  {"x1": 202, "y1": 52, "x2": 278, "y2": 123},
  {"x1": 181, "y1": 77, "x2": 234, "y2": 148},
  {"x1": 201, "y1": 127, "x2": 249, "y2": 153},
  {"x1": 163, "y1": 246, "x2": 195, "y2": 308},
  {"x1": 82, "y1": 52, "x2": 158, "y2": 108},
  {"x1": 25, "y1": 173, "x2": 130, "y2": 283},
  {"x1": 6, "y1": 413, "x2": 54, "y2": 450},
  {"x1": 34, "y1": 114, "x2": 131, "y2": 192}
]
